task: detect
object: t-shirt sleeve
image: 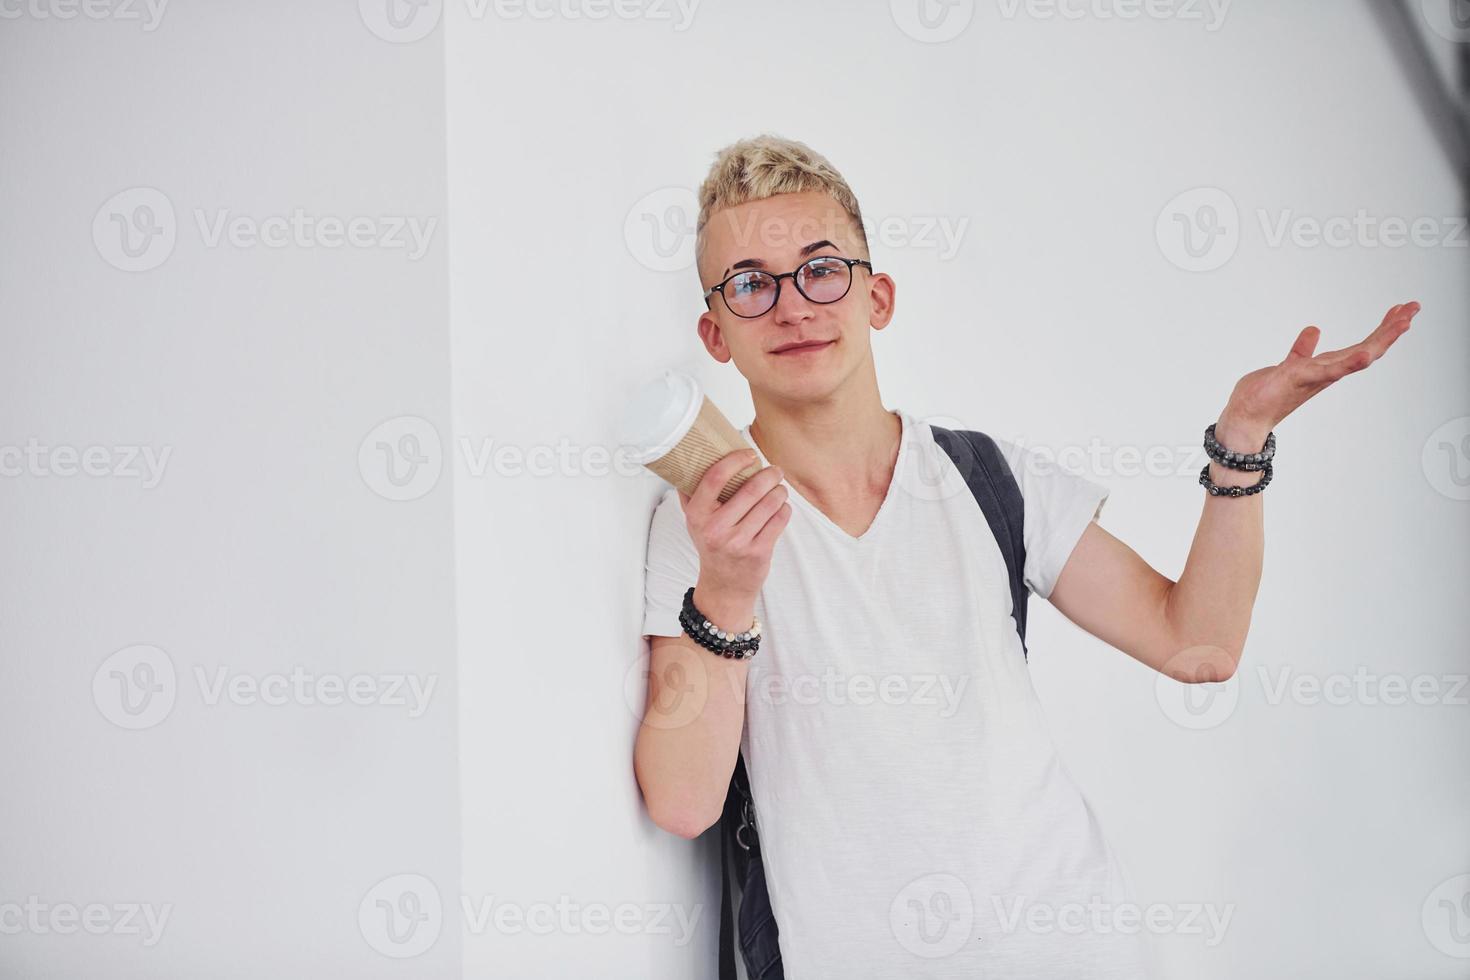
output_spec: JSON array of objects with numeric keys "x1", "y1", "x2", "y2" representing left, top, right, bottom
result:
[
  {"x1": 993, "y1": 436, "x2": 1110, "y2": 601},
  {"x1": 641, "y1": 485, "x2": 702, "y2": 639}
]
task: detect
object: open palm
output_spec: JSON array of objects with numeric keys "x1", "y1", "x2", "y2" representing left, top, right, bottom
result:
[{"x1": 1226, "y1": 301, "x2": 1418, "y2": 431}]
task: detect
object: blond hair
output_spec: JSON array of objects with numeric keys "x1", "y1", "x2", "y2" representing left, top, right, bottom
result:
[{"x1": 694, "y1": 134, "x2": 869, "y2": 283}]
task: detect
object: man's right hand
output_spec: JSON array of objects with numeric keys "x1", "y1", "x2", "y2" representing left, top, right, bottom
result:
[{"x1": 677, "y1": 448, "x2": 792, "y2": 611}]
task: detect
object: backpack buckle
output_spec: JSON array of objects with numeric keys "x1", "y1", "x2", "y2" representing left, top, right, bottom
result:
[{"x1": 735, "y1": 797, "x2": 754, "y2": 852}]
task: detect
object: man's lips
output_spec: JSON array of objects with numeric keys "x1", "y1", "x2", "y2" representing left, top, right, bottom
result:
[{"x1": 771, "y1": 339, "x2": 835, "y2": 355}]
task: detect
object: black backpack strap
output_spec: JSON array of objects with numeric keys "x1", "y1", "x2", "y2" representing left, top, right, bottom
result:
[
  {"x1": 930, "y1": 425, "x2": 1030, "y2": 657},
  {"x1": 720, "y1": 750, "x2": 783, "y2": 979},
  {"x1": 719, "y1": 801, "x2": 735, "y2": 980}
]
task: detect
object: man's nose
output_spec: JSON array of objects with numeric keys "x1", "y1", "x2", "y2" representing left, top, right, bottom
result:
[{"x1": 771, "y1": 276, "x2": 814, "y2": 324}]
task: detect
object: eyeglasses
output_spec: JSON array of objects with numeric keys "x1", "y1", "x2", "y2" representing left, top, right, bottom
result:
[{"x1": 703, "y1": 255, "x2": 874, "y2": 319}]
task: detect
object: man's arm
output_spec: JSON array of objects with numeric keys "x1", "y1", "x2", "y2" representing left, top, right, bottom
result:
[
  {"x1": 1047, "y1": 439, "x2": 1261, "y2": 684},
  {"x1": 1047, "y1": 302, "x2": 1417, "y2": 682}
]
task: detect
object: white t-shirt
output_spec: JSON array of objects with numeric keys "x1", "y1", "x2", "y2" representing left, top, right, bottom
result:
[{"x1": 641, "y1": 407, "x2": 1150, "y2": 979}]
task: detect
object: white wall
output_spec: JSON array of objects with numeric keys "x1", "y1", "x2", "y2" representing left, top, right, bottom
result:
[
  {"x1": 0, "y1": 3, "x2": 459, "y2": 977},
  {"x1": 446, "y1": 1, "x2": 1468, "y2": 978},
  {"x1": 2, "y1": 2, "x2": 1465, "y2": 978}
]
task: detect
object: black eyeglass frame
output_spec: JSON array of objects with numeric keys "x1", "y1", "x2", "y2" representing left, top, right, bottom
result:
[{"x1": 702, "y1": 255, "x2": 874, "y2": 319}]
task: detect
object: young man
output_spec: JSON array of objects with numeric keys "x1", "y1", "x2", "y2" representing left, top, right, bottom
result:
[{"x1": 633, "y1": 134, "x2": 1414, "y2": 978}]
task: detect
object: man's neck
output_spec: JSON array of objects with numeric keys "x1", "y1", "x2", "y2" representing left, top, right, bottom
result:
[{"x1": 747, "y1": 390, "x2": 902, "y2": 509}]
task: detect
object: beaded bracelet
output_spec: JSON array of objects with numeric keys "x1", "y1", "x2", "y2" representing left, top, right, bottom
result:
[
  {"x1": 1204, "y1": 422, "x2": 1276, "y2": 471},
  {"x1": 1199, "y1": 459, "x2": 1273, "y2": 497},
  {"x1": 679, "y1": 586, "x2": 762, "y2": 660}
]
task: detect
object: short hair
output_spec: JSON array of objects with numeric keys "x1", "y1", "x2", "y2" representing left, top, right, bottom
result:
[{"x1": 694, "y1": 134, "x2": 869, "y2": 285}]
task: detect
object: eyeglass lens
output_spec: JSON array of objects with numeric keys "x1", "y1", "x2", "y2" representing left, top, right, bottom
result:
[{"x1": 724, "y1": 256, "x2": 854, "y2": 317}]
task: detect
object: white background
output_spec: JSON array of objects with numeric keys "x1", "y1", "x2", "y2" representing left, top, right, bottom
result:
[{"x1": 3, "y1": 1, "x2": 1467, "y2": 978}]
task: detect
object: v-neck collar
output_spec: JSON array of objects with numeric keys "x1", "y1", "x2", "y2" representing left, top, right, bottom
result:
[{"x1": 741, "y1": 408, "x2": 910, "y2": 545}]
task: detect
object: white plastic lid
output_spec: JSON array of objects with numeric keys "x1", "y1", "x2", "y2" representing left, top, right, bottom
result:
[{"x1": 617, "y1": 369, "x2": 704, "y2": 465}]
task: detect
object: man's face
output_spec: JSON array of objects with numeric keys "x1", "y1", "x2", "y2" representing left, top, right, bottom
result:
[{"x1": 696, "y1": 190, "x2": 895, "y2": 399}]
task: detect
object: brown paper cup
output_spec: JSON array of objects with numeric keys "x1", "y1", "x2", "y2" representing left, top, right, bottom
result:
[{"x1": 646, "y1": 395, "x2": 762, "y2": 502}]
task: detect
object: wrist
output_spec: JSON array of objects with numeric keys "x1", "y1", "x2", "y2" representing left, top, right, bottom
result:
[
  {"x1": 1213, "y1": 409, "x2": 1272, "y2": 452},
  {"x1": 693, "y1": 581, "x2": 758, "y2": 631}
]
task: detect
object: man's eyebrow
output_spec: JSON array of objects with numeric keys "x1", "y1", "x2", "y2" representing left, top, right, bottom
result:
[{"x1": 721, "y1": 240, "x2": 840, "y2": 280}]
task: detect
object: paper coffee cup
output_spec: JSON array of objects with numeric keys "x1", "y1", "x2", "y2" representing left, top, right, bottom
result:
[{"x1": 619, "y1": 370, "x2": 761, "y2": 502}]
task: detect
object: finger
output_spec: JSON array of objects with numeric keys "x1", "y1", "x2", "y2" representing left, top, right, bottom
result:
[
  {"x1": 710, "y1": 463, "x2": 785, "y2": 531},
  {"x1": 1286, "y1": 325, "x2": 1320, "y2": 360},
  {"x1": 1317, "y1": 305, "x2": 1415, "y2": 367},
  {"x1": 730, "y1": 482, "x2": 791, "y2": 548},
  {"x1": 1300, "y1": 349, "x2": 1370, "y2": 386},
  {"x1": 690, "y1": 449, "x2": 760, "y2": 515},
  {"x1": 751, "y1": 499, "x2": 794, "y2": 552}
]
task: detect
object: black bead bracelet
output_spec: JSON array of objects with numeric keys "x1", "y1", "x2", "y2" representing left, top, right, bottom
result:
[
  {"x1": 680, "y1": 586, "x2": 762, "y2": 660},
  {"x1": 1204, "y1": 422, "x2": 1276, "y2": 471},
  {"x1": 1199, "y1": 460, "x2": 1273, "y2": 497}
]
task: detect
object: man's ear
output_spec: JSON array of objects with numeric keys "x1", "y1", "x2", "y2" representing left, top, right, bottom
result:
[
  {"x1": 697, "y1": 311, "x2": 733, "y2": 363},
  {"x1": 868, "y1": 271, "x2": 897, "y2": 331}
]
